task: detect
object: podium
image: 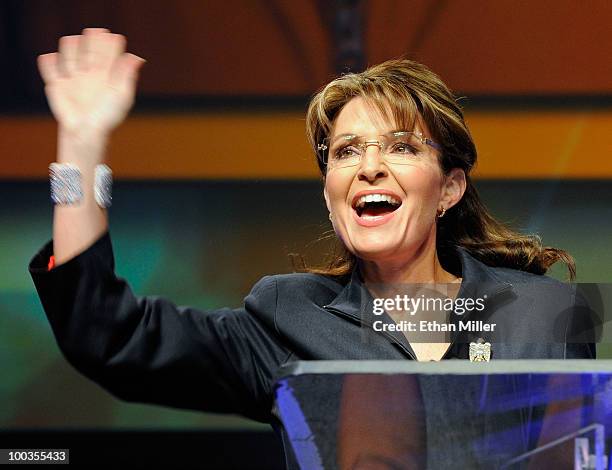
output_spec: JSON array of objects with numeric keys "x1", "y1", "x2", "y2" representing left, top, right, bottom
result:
[{"x1": 273, "y1": 361, "x2": 612, "y2": 469}]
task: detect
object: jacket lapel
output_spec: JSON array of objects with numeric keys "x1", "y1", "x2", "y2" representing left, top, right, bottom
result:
[{"x1": 323, "y1": 247, "x2": 514, "y2": 358}]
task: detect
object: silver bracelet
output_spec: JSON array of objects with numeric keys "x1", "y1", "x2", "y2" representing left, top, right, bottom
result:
[
  {"x1": 49, "y1": 163, "x2": 113, "y2": 208},
  {"x1": 94, "y1": 163, "x2": 112, "y2": 208},
  {"x1": 49, "y1": 162, "x2": 83, "y2": 205}
]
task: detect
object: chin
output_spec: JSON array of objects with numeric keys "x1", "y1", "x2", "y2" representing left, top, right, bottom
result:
[
  {"x1": 349, "y1": 239, "x2": 404, "y2": 262},
  {"x1": 346, "y1": 229, "x2": 430, "y2": 264}
]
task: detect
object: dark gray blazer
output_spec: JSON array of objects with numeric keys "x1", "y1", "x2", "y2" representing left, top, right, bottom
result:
[{"x1": 29, "y1": 231, "x2": 595, "y2": 424}]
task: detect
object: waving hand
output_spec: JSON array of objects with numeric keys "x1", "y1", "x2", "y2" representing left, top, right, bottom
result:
[{"x1": 38, "y1": 28, "x2": 145, "y2": 137}]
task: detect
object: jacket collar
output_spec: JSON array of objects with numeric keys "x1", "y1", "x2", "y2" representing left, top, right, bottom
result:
[{"x1": 324, "y1": 246, "x2": 513, "y2": 318}]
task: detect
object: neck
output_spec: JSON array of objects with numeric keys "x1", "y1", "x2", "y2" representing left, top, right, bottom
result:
[{"x1": 359, "y1": 232, "x2": 458, "y2": 285}]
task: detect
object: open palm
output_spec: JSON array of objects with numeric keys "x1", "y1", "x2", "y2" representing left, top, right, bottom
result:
[{"x1": 38, "y1": 28, "x2": 145, "y2": 135}]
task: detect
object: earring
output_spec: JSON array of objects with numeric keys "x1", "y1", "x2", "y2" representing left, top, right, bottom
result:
[
  {"x1": 437, "y1": 207, "x2": 446, "y2": 218},
  {"x1": 329, "y1": 212, "x2": 333, "y2": 221}
]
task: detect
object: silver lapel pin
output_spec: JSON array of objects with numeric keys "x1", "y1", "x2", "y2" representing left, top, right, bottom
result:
[{"x1": 469, "y1": 339, "x2": 492, "y2": 362}]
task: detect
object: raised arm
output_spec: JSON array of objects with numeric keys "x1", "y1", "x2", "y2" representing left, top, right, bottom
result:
[
  {"x1": 33, "y1": 30, "x2": 291, "y2": 422},
  {"x1": 38, "y1": 28, "x2": 145, "y2": 265}
]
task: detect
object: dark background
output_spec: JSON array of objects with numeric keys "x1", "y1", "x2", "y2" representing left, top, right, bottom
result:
[{"x1": 1, "y1": 1, "x2": 612, "y2": 467}]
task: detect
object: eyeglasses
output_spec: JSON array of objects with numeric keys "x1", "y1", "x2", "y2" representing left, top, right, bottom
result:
[{"x1": 318, "y1": 130, "x2": 441, "y2": 169}]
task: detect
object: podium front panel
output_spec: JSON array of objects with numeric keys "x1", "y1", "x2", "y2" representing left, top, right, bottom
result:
[{"x1": 273, "y1": 361, "x2": 612, "y2": 469}]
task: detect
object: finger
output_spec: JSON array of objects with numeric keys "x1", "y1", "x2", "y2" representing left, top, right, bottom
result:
[
  {"x1": 37, "y1": 53, "x2": 61, "y2": 83},
  {"x1": 84, "y1": 31, "x2": 126, "y2": 73},
  {"x1": 79, "y1": 27, "x2": 109, "y2": 69},
  {"x1": 78, "y1": 28, "x2": 110, "y2": 70},
  {"x1": 82, "y1": 27, "x2": 110, "y2": 34},
  {"x1": 110, "y1": 53, "x2": 146, "y2": 91},
  {"x1": 58, "y1": 35, "x2": 80, "y2": 76}
]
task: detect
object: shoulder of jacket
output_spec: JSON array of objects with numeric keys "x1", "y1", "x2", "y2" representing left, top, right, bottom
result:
[
  {"x1": 247, "y1": 273, "x2": 344, "y2": 302},
  {"x1": 488, "y1": 265, "x2": 569, "y2": 288},
  {"x1": 248, "y1": 273, "x2": 345, "y2": 312},
  {"x1": 459, "y1": 246, "x2": 572, "y2": 292},
  {"x1": 259, "y1": 272, "x2": 344, "y2": 293},
  {"x1": 245, "y1": 273, "x2": 344, "y2": 334},
  {"x1": 487, "y1": 265, "x2": 579, "y2": 310}
]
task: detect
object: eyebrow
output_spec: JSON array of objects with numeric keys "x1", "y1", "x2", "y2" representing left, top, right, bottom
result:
[{"x1": 328, "y1": 128, "x2": 418, "y2": 144}]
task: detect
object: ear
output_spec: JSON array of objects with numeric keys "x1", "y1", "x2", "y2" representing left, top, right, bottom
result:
[
  {"x1": 323, "y1": 184, "x2": 332, "y2": 212},
  {"x1": 439, "y1": 168, "x2": 466, "y2": 211}
]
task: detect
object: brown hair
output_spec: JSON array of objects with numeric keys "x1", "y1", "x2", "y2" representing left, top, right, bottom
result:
[{"x1": 302, "y1": 59, "x2": 575, "y2": 280}]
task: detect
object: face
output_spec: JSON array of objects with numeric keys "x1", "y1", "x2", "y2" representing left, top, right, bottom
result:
[{"x1": 323, "y1": 96, "x2": 464, "y2": 265}]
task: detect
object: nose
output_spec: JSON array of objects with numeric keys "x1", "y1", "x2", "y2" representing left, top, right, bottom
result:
[{"x1": 357, "y1": 143, "x2": 388, "y2": 182}]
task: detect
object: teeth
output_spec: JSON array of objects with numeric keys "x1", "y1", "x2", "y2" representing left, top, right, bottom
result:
[{"x1": 355, "y1": 193, "x2": 401, "y2": 209}]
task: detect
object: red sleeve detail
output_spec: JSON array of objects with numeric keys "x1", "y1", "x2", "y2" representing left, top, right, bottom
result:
[{"x1": 48, "y1": 255, "x2": 55, "y2": 271}]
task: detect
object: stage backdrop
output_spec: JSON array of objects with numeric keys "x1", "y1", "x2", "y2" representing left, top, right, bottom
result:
[
  {"x1": 2, "y1": 0, "x2": 612, "y2": 434},
  {"x1": 1, "y1": 179, "x2": 612, "y2": 430}
]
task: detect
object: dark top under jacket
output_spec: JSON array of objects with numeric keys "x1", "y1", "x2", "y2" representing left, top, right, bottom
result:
[{"x1": 28, "y1": 232, "x2": 595, "y2": 467}]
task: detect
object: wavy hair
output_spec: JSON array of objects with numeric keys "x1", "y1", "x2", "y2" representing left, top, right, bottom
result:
[{"x1": 301, "y1": 59, "x2": 575, "y2": 280}]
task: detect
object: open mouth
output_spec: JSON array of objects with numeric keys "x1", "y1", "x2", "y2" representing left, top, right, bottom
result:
[{"x1": 353, "y1": 193, "x2": 402, "y2": 219}]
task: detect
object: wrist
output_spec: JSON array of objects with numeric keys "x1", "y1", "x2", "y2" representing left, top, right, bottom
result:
[
  {"x1": 49, "y1": 162, "x2": 113, "y2": 208},
  {"x1": 57, "y1": 126, "x2": 109, "y2": 165}
]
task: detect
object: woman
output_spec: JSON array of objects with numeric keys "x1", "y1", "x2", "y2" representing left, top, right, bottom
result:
[{"x1": 30, "y1": 28, "x2": 594, "y2": 466}]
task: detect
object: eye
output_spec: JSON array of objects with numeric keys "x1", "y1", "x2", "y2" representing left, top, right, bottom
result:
[
  {"x1": 334, "y1": 146, "x2": 360, "y2": 160},
  {"x1": 389, "y1": 141, "x2": 418, "y2": 155}
]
